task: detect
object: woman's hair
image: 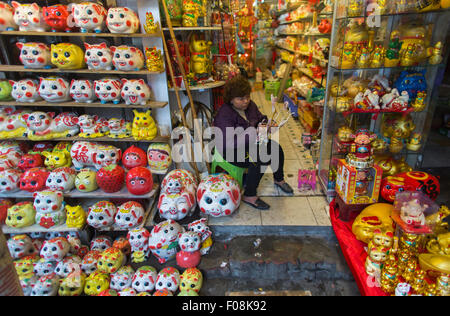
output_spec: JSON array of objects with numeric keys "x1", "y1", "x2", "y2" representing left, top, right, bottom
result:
[{"x1": 223, "y1": 75, "x2": 251, "y2": 104}]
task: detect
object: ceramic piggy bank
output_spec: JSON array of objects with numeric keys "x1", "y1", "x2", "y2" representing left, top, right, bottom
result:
[
  {"x1": 46, "y1": 167, "x2": 76, "y2": 193},
  {"x1": 132, "y1": 109, "x2": 158, "y2": 141},
  {"x1": 75, "y1": 168, "x2": 98, "y2": 192},
  {"x1": 40, "y1": 237, "x2": 70, "y2": 261},
  {"x1": 0, "y1": 168, "x2": 22, "y2": 192},
  {"x1": 38, "y1": 77, "x2": 71, "y2": 102},
  {"x1": 155, "y1": 267, "x2": 180, "y2": 294},
  {"x1": 33, "y1": 259, "x2": 56, "y2": 277},
  {"x1": 71, "y1": 141, "x2": 121, "y2": 170},
  {"x1": 127, "y1": 167, "x2": 153, "y2": 197},
  {"x1": 121, "y1": 79, "x2": 151, "y2": 105},
  {"x1": 87, "y1": 201, "x2": 117, "y2": 229},
  {"x1": 132, "y1": 266, "x2": 157, "y2": 293},
  {"x1": 122, "y1": 145, "x2": 147, "y2": 170},
  {"x1": 70, "y1": 79, "x2": 96, "y2": 103},
  {"x1": 18, "y1": 153, "x2": 43, "y2": 171},
  {"x1": 51, "y1": 43, "x2": 85, "y2": 70},
  {"x1": 10, "y1": 79, "x2": 42, "y2": 103},
  {"x1": 7, "y1": 234, "x2": 35, "y2": 259},
  {"x1": 19, "y1": 167, "x2": 49, "y2": 192},
  {"x1": 0, "y1": 2, "x2": 17, "y2": 31},
  {"x1": 65, "y1": 205, "x2": 86, "y2": 229},
  {"x1": 176, "y1": 231, "x2": 202, "y2": 268},
  {"x1": 127, "y1": 228, "x2": 150, "y2": 263},
  {"x1": 54, "y1": 255, "x2": 81, "y2": 278},
  {"x1": 90, "y1": 235, "x2": 112, "y2": 251},
  {"x1": 147, "y1": 143, "x2": 172, "y2": 174},
  {"x1": 0, "y1": 80, "x2": 13, "y2": 101},
  {"x1": 115, "y1": 201, "x2": 145, "y2": 230},
  {"x1": 106, "y1": 7, "x2": 140, "y2": 34},
  {"x1": 111, "y1": 45, "x2": 144, "y2": 71},
  {"x1": 188, "y1": 218, "x2": 213, "y2": 255},
  {"x1": 11, "y1": 2, "x2": 49, "y2": 32},
  {"x1": 30, "y1": 274, "x2": 60, "y2": 296},
  {"x1": 76, "y1": 114, "x2": 107, "y2": 138},
  {"x1": 110, "y1": 265, "x2": 135, "y2": 292},
  {"x1": 179, "y1": 267, "x2": 203, "y2": 293},
  {"x1": 42, "y1": 4, "x2": 73, "y2": 32},
  {"x1": 94, "y1": 78, "x2": 122, "y2": 104},
  {"x1": 71, "y1": 2, "x2": 107, "y2": 33},
  {"x1": 16, "y1": 42, "x2": 52, "y2": 69},
  {"x1": 148, "y1": 219, "x2": 184, "y2": 264},
  {"x1": 97, "y1": 247, "x2": 125, "y2": 274},
  {"x1": 106, "y1": 118, "x2": 132, "y2": 139},
  {"x1": 33, "y1": 190, "x2": 66, "y2": 229},
  {"x1": 23, "y1": 112, "x2": 80, "y2": 140},
  {"x1": 81, "y1": 250, "x2": 101, "y2": 275},
  {"x1": 58, "y1": 273, "x2": 86, "y2": 296},
  {"x1": 42, "y1": 141, "x2": 73, "y2": 170},
  {"x1": 84, "y1": 271, "x2": 110, "y2": 296},
  {"x1": 5, "y1": 201, "x2": 35, "y2": 228},
  {"x1": 197, "y1": 173, "x2": 241, "y2": 217},
  {"x1": 84, "y1": 42, "x2": 113, "y2": 71}
]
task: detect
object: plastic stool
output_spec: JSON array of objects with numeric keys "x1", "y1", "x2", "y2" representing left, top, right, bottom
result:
[{"x1": 211, "y1": 149, "x2": 245, "y2": 189}]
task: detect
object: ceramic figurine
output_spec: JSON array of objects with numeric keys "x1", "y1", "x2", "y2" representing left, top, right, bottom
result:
[
  {"x1": 126, "y1": 167, "x2": 153, "y2": 196},
  {"x1": 143, "y1": 12, "x2": 158, "y2": 34},
  {"x1": 114, "y1": 201, "x2": 145, "y2": 229},
  {"x1": 51, "y1": 43, "x2": 85, "y2": 70},
  {"x1": 0, "y1": 168, "x2": 22, "y2": 192},
  {"x1": 5, "y1": 201, "x2": 35, "y2": 228},
  {"x1": 111, "y1": 45, "x2": 144, "y2": 71},
  {"x1": 7, "y1": 234, "x2": 35, "y2": 259},
  {"x1": 365, "y1": 244, "x2": 389, "y2": 282},
  {"x1": 0, "y1": 80, "x2": 13, "y2": 101},
  {"x1": 33, "y1": 259, "x2": 56, "y2": 277},
  {"x1": 33, "y1": 190, "x2": 66, "y2": 229},
  {"x1": 75, "y1": 114, "x2": 107, "y2": 138},
  {"x1": 121, "y1": 79, "x2": 151, "y2": 105},
  {"x1": 19, "y1": 167, "x2": 49, "y2": 192},
  {"x1": 70, "y1": 141, "x2": 121, "y2": 170},
  {"x1": 394, "y1": 70, "x2": 427, "y2": 101},
  {"x1": 65, "y1": 205, "x2": 86, "y2": 229},
  {"x1": 23, "y1": 112, "x2": 79, "y2": 141},
  {"x1": 340, "y1": 42, "x2": 355, "y2": 69},
  {"x1": 42, "y1": 4, "x2": 73, "y2": 32},
  {"x1": 354, "y1": 89, "x2": 380, "y2": 111},
  {"x1": 81, "y1": 250, "x2": 101, "y2": 275},
  {"x1": 380, "y1": 88, "x2": 409, "y2": 112},
  {"x1": 46, "y1": 167, "x2": 76, "y2": 192},
  {"x1": 400, "y1": 198, "x2": 427, "y2": 226},
  {"x1": 69, "y1": 79, "x2": 96, "y2": 103},
  {"x1": 162, "y1": 0, "x2": 183, "y2": 26},
  {"x1": 412, "y1": 91, "x2": 426, "y2": 112},
  {"x1": 147, "y1": 143, "x2": 172, "y2": 174},
  {"x1": 122, "y1": 145, "x2": 147, "y2": 170},
  {"x1": 30, "y1": 274, "x2": 60, "y2": 296},
  {"x1": 83, "y1": 42, "x2": 113, "y2": 71},
  {"x1": 148, "y1": 219, "x2": 184, "y2": 263},
  {"x1": 106, "y1": 7, "x2": 140, "y2": 34},
  {"x1": 96, "y1": 247, "x2": 125, "y2": 274},
  {"x1": 18, "y1": 153, "x2": 43, "y2": 171},
  {"x1": 197, "y1": 173, "x2": 241, "y2": 217},
  {"x1": 188, "y1": 218, "x2": 213, "y2": 255},
  {"x1": 16, "y1": 42, "x2": 51, "y2": 69},
  {"x1": 96, "y1": 164, "x2": 125, "y2": 193},
  {"x1": 42, "y1": 142, "x2": 72, "y2": 170},
  {"x1": 54, "y1": 255, "x2": 82, "y2": 278},
  {"x1": 131, "y1": 266, "x2": 157, "y2": 293},
  {"x1": 84, "y1": 271, "x2": 110, "y2": 296},
  {"x1": 75, "y1": 168, "x2": 98, "y2": 192},
  {"x1": 10, "y1": 79, "x2": 42, "y2": 103},
  {"x1": 131, "y1": 109, "x2": 158, "y2": 141},
  {"x1": 71, "y1": 2, "x2": 107, "y2": 33},
  {"x1": 110, "y1": 266, "x2": 135, "y2": 292},
  {"x1": 406, "y1": 133, "x2": 422, "y2": 151},
  {"x1": 369, "y1": 45, "x2": 384, "y2": 68},
  {"x1": 58, "y1": 273, "x2": 86, "y2": 296},
  {"x1": 11, "y1": 2, "x2": 49, "y2": 32},
  {"x1": 86, "y1": 201, "x2": 117, "y2": 229},
  {"x1": 182, "y1": 0, "x2": 202, "y2": 27},
  {"x1": 0, "y1": 109, "x2": 30, "y2": 139},
  {"x1": 106, "y1": 118, "x2": 132, "y2": 139},
  {"x1": 40, "y1": 237, "x2": 70, "y2": 262},
  {"x1": 189, "y1": 33, "x2": 212, "y2": 80},
  {"x1": 179, "y1": 267, "x2": 203, "y2": 294},
  {"x1": 429, "y1": 42, "x2": 443, "y2": 65},
  {"x1": 90, "y1": 236, "x2": 112, "y2": 252},
  {"x1": 176, "y1": 231, "x2": 202, "y2": 269},
  {"x1": 395, "y1": 282, "x2": 411, "y2": 296},
  {"x1": 19, "y1": 274, "x2": 38, "y2": 296},
  {"x1": 38, "y1": 77, "x2": 71, "y2": 102},
  {"x1": 127, "y1": 228, "x2": 151, "y2": 263},
  {"x1": 0, "y1": 2, "x2": 17, "y2": 31},
  {"x1": 113, "y1": 237, "x2": 131, "y2": 257},
  {"x1": 155, "y1": 267, "x2": 180, "y2": 294},
  {"x1": 94, "y1": 78, "x2": 122, "y2": 104},
  {"x1": 384, "y1": 38, "x2": 401, "y2": 67},
  {"x1": 145, "y1": 47, "x2": 164, "y2": 72}
]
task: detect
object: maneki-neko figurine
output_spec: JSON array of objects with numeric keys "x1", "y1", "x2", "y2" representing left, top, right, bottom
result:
[
  {"x1": 145, "y1": 47, "x2": 164, "y2": 73},
  {"x1": 144, "y1": 12, "x2": 158, "y2": 34}
]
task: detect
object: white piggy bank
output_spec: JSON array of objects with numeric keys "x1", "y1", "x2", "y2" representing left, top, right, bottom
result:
[
  {"x1": 71, "y1": 2, "x2": 107, "y2": 33},
  {"x1": 16, "y1": 42, "x2": 52, "y2": 69},
  {"x1": 71, "y1": 141, "x2": 121, "y2": 170},
  {"x1": 106, "y1": 7, "x2": 140, "y2": 34},
  {"x1": 10, "y1": 79, "x2": 42, "y2": 103},
  {"x1": 111, "y1": 45, "x2": 144, "y2": 71},
  {"x1": 121, "y1": 79, "x2": 151, "y2": 105},
  {"x1": 38, "y1": 77, "x2": 71, "y2": 102},
  {"x1": 115, "y1": 201, "x2": 145, "y2": 230},
  {"x1": 40, "y1": 237, "x2": 70, "y2": 262},
  {"x1": 148, "y1": 219, "x2": 184, "y2": 264},
  {"x1": 0, "y1": 2, "x2": 17, "y2": 31},
  {"x1": 0, "y1": 168, "x2": 22, "y2": 192},
  {"x1": 45, "y1": 167, "x2": 76, "y2": 193},
  {"x1": 84, "y1": 42, "x2": 113, "y2": 71},
  {"x1": 12, "y1": 2, "x2": 49, "y2": 32},
  {"x1": 94, "y1": 78, "x2": 122, "y2": 104},
  {"x1": 70, "y1": 79, "x2": 96, "y2": 103},
  {"x1": 30, "y1": 274, "x2": 60, "y2": 296}
]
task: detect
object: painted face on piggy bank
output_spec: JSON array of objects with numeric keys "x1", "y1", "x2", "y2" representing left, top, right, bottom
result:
[
  {"x1": 10, "y1": 79, "x2": 42, "y2": 103},
  {"x1": 155, "y1": 267, "x2": 180, "y2": 293},
  {"x1": 197, "y1": 173, "x2": 241, "y2": 217},
  {"x1": 16, "y1": 42, "x2": 51, "y2": 69},
  {"x1": 0, "y1": 1, "x2": 17, "y2": 31},
  {"x1": 158, "y1": 190, "x2": 196, "y2": 221},
  {"x1": 18, "y1": 153, "x2": 43, "y2": 171},
  {"x1": 33, "y1": 259, "x2": 56, "y2": 277},
  {"x1": 126, "y1": 167, "x2": 153, "y2": 196},
  {"x1": 54, "y1": 255, "x2": 81, "y2": 278},
  {"x1": 11, "y1": 1, "x2": 49, "y2": 32},
  {"x1": 180, "y1": 267, "x2": 203, "y2": 293},
  {"x1": 84, "y1": 42, "x2": 113, "y2": 71},
  {"x1": 96, "y1": 247, "x2": 125, "y2": 274},
  {"x1": 38, "y1": 77, "x2": 71, "y2": 102},
  {"x1": 122, "y1": 145, "x2": 147, "y2": 170},
  {"x1": 0, "y1": 80, "x2": 13, "y2": 100},
  {"x1": 0, "y1": 168, "x2": 22, "y2": 192},
  {"x1": 30, "y1": 274, "x2": 60, "y2": 296},
  {"x1": 111, "y1": 45, "x2": 144, "y2": 71},
  {"x1": 70, "y1": 79, "x2": 96, "y2": 103},
  {"x1": 178, "y1": 231, "x2": 201, "y2": 253},
  {"x1": 71, "y1": 2, "x2": 107, "y2": 33},
  {"x1": 84, "y1": 271, "x2": 110, "y2": 296},
  {"x1": 75, "y1": 169, "x2": 98, "y2": 192},
  {"x1": 114, "y1": 201, "x2": 145, "y2": 230},
  {"x1": 40, "y1": 237, "x2": 70, "y2": 262},
  {"x1": 121, "y1": 79, "x2": 151, "y2": 105},
  {"x1": 110, "y1": 265, "x2": 135, "y2": 292},
  {"x1": 106, "y1": 7, "x2": 140, "y2": 34},
  {"x1": 132, "y1": 266, "x2": 157, "y2": 293},
  {"x1": 19, "y1": 167, "x2": 49, "y2": 192},
  {"x1": 7, "y1": 234, "x2": 35, "y2": 259},
  {"x1": 42, "y1": 4, "x2": 73, "y2": 32},
  {"x1": 147, "y1": 143, "x2": 172, "y2": 174},
  {"x1": 5, "y1": 201, "x2": 35, "y2": 228},
  {"x1": 33, "y1": 190, "x2": 64, "y2": 214},
  {"x1": 81, "y1": 250, "x2": 101, "y2": 275},
  {"x1": 46, "y1": 167, "x2": 77, "y2": 193},
  {"x1": 148, "y1": 219, "x2": 184, "y2": 264},
  {"x1": 51, "y1": 43, "x2": 85, "y2": 70},
  {"x1": 87, "y1": 201, "x2": 117, "y2": 229},
  {"x1": 94, "y1": 78, "x2": 122, "y2": 104},
  {"x1": 58, "y1": 273, "x2": 86, "y2": 296}
]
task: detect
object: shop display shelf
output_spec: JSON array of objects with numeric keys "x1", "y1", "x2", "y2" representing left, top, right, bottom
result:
[
  {"x1": 162, "y1": 26, "x2": 222, "y2": 31},
  {"x1": 276, "y1": 45, "x2": 296, "y2": 54},
  {"x1": 335, "y1": 7, "x2": 450, "y2": 21},
  {"x1": 7, "y1": 135, "x2": 171, "y2": 143},
  {"x1": 168, "y1": 80, "x2": 226, "y2": 91},
  {"x1": 279, "y1": 16, "x2": 314, "y2": 25},
  {"x1": 0, "y1": 65, "x2": 164, "y2": 76},
  {"x1": 0, "y1": 100, "x2": 168, "y2": 110},
  {"x1": 0, "y1": 30, "x2": 162, "y2": 38},
  {"x1": 1, "y1": 223, "x2": 82, "y2": 235},
  {"x1": 278, "y1": 32, "x2": 330, "y2": 37},
  {"x1": 298, "y1": 67, "x2": 326, "y2": 87},
  {"x1": 329, "y1": 63, "x2": 444, "y2": 73}
]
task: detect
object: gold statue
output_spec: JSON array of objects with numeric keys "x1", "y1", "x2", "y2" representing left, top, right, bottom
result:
[
  {"x1": 412, "y1": 91, "x2": 427, "y2": 112},
  {"x1": 436, "y1": 274, "x2": 449, "y2": 296},
  {"x1": 144, "y1": 12, "x2": 158, "y2": 34},
  {"x1": 411, "y1": 269, "x2": 427, "y2": 294},
  {"x1": 426, "y1": 205, "x2": 450, "y2": 234},
  {"x1": 380, "y1": 258, "x2": 399, "y2": 294},
  {"x1": 429, "y1": 41, "x2": 443, "y2": 65}
]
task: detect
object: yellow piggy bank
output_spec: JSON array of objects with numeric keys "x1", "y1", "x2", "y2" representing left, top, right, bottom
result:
[{"x1": 51, "y1": 43, "x2": 86, "y2": 69}]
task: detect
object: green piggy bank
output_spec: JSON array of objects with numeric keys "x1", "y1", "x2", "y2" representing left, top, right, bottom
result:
[{"x1": 0, "y1": 80, "x2": 13, "y2": 101}]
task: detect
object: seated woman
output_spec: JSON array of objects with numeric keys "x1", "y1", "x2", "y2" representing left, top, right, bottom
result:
[{"x1": 213, "y1": 75, "x2": 293, "y2": 210}]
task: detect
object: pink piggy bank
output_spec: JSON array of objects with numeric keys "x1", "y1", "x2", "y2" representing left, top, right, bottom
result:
[
  {"x1": 0, "y1": 2, "x2": 17, "y2": 31},
  {"x1": 106, "y1": 7, "x2": 140, "y2": 34},
  {"x1": 71, "y1": 2, "x2": 107, "y2": 33},
  {"x1": 84, "y1": 42, "x2": 113, "y2": 71},
  {"x1": 38, "y1": 77, "x2": 71, "y2": 102},
  {"x1": 121, "y1": 79, "x2": 151, "y2": 105},
  {"x1": 70, "y1": 79, "x2": 96, "y2": 103},
  {"x1": 94, "y1": 78, "x2": 122, "y2": 104},
  {"x1": 16, "y1": 42, "x2": 52, "y2": 69},
  {"x1": 10, "y1": 79, "x2": 42, "y2": 103},
  {"x1": 70, "y1": 141, "x2": 122, "y2": 170},
  {"x1": 111, "y1": 46, "x2": 144, "y2": 71},
  {"x1": 12, "y1": 2, "x2": 49, "y2": 32}
]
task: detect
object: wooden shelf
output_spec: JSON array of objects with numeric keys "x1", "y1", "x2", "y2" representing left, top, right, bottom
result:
[
  {"x1": 0, "y1": 100, "x2": 168, "y2": 109},
  {"x1": 0, "y1": 65, "x2": 164, "y2": 75},
  {"x1": 2, "y1": 223, "x2": 81, "y2": 234},
  {"x1": 163, "y1": 26, "x2": 222, "y2": 31},
  {"x1": 169, "y1": 81, "x2": 225, "y2": 91},
  {"x1": 298, "y1": 67, "x2": 326, "y2": 87},
  {"x1": 0, "y1": 30, "x2": 162, "y2": 38},
  {"x1": 9, "y1": 135, "x2": 170, "y2": 143}
]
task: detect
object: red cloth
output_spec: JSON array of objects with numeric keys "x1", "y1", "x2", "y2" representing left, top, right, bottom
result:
[{"x1": 329, "y1": 199, "x2": 388, "y2": 296}]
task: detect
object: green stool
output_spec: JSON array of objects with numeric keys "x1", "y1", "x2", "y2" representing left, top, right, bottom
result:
[{"x1": 211, "y1": 149, "x2": 245, "y2": 189}]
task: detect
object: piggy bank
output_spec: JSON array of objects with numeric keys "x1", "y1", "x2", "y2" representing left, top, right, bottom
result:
[
  {"x1": 18, "y1": 153, "x2": 43, "y2": 171},
  {"x1": 121, "y1": 79, "x2": 151, "y2": 105},
  {"x1": 33, "y1": 259, "x2": 56, "y2": 277},
  {"x1": 90, "y1": 235, "x2": 112, "y2": 252},
  {"x1": 30, "y1": 274, "x2": 60, "y2": 296},
  {"x1": 38, "y1": 77, "x2": 71, "y2": 102},
  {"x1": 51, "y1": 43, "x2": 85, "y2": 70},
  {"x1": 110, "y1": 265, "x2": 135, "y2": 292},
  {"x1": 126, "y1": 167, "x2": 153, "y2": 196},
  {"x1": 197, "y1": 173, "x2": 241, "y2": 217},
  {"x1": 0, "y1": 80, "x2": 13, "y2": 101},
  {"x1": 352, "y1": 203, "x2": 394, "y2": 244},
  {"x1": 132, "y1": 109, "x2": 158, "y2": 141},
  {"x1": 71, "y1": 141, "x2": 121, "y2": 170},
  {"x1": 106, "y1": 118, "x2": 132, "y2": 139},
  {"x1": 94, "y1": 78, "x2": 122, "y2": 104},
  {"x1": 113, "y1": 237, "x2": 131, "y2": 257},
  {"x1": 97, "y1": 247, "x2": 125, "y2": 274},
  {"x1": 0, "y1": 198, "x2": 13, "y2": 224},
  {"x1": 87, "y1": 200, "x2": 117, "y2": 229},
  {"x1": 42, "y1": 4, "x2": 73, "y2": 32},
  {"x1": 40, "y1": 237, "x2": 70, "y2": 261},
  {"x1": 58, "y1": 273, "x2": 86, "y2": 296},
  {"x1": 0, "y1": 2, "x2": 17, "y2": 31},
  {"x1": 155, "y1": 267, "x2": 180, "y2": 294},
  {"x1": 84, "y1": 42, "x2": 113, "y2": 71},
  {"x1": 161, "y1": 169, "x2": 197, "y2": 195},
  {"x1": 33, "y1": 190, "x2": 64, "y2": 213},
  {"x1": 7, "y1": 234, "x2": 35, "y2": 259},
  {"x1": 19, "y1": 274, "x2": 38, "y2": 296},
  {"x1": 188, "y1": 218, "x2": 213, "y2": 255},
  {"x1": 10, "y1": 79, "x2": 42, "y2": 103},
  {"x1": 179, "y1": 267, "x2": 203, "y2": 293},
  {"x1": 394, "y1": 70, "x2": 427, "y2": 100},
  {"x1": 23, "y1": 111, "x2": 80, "y2": 140},
  {"x1": 106, "y1": 7, "x2": 140, "y2": 34},
  {"x1": 0, "y1": 109, "x2": 29, "y2": 139},
  {"x1": 65, "y1": 205, "x2": 86, "y2": 229},
  {"x1": 75, "y1": 168, "x2": 98, "y2": 192},
  {"x1": 122, "y1": 145, "x2": 147, "y2": 170},
  {"x1": 0, "y1": 168, "x2": 22, "y2": 192},
  {"x1": 115, "y1": 201, "x2": 145, "y2": 230},
  {"x1": 147, "y1": 143, "x2": 172, "y2": 174},
  {"x1": 71, "y1": 2, "x2": 107, "y2": 33},
  {"x1": 16, "y1": 42, "x2": 52, "y2": 69},
  {"x1": 11, "y1": 1, "x2": 49, "y2": 32},
  {"x1": 132, "y1": 266, "x2": 157, "y2": 293},
  {"x1": 70, "y1": 79, "x2": 96, "y2": 103},
  {"x1": 81, "y1": 250, "x2": 101, "y2": 275},
  {"x1": 76, "y1": 114, "x2": 107, "y2": 138},
  {"x1": 149, "y1": 219, "x2": 184, "y2": 264},
  {"x1": 84, "y1": 271, "x2": 110, "y2": 296},
  {"x1": 19, "y1": 167, "x2": 49, "y2": 192},
  {"x1": 46, "y1": 167, "x2": 77, "y2": 193},
  {"x1": 176, "y1": 231, "x2": 202, "y2": 268},
  {"x1": 42, "y1": 142, "x2": 73, "y2": 170},
  {"x1": 111, "y1": 45, "x2": 144, "y2": 71},
  {"x1": 54, "y1": 255, "x2": 81, "y2": 278},
  {"x1": 5, "y1": 201, "x2": 35, "y2": 228},
  {"x1": 127, "y1": 228, "x2": 150, "y2": 263}
]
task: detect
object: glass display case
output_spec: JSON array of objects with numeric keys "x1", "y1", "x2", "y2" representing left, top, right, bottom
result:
[{"x1": 318, "y1": 0, "x2": 450, "y2": 200}]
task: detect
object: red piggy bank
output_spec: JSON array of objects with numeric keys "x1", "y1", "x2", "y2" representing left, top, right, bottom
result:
[
  {"x1": 122, "y1": 146, "x2": 147, "y2": 170},
  {"x1": 19, "y1": 167, "x2": 49, "y2": 192},
  {"x1": 18, "y1": 153, "x2": 44, "y2": 171},
  {"x1": 43, "y1": 4, "x2": 74, "y2": 32},
  {"x1": 318, "y1": 19, "x2": 332, "y2": 34},
  {"x1": 126, "y1": 167, "x2": 153, "y2": 195}
]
